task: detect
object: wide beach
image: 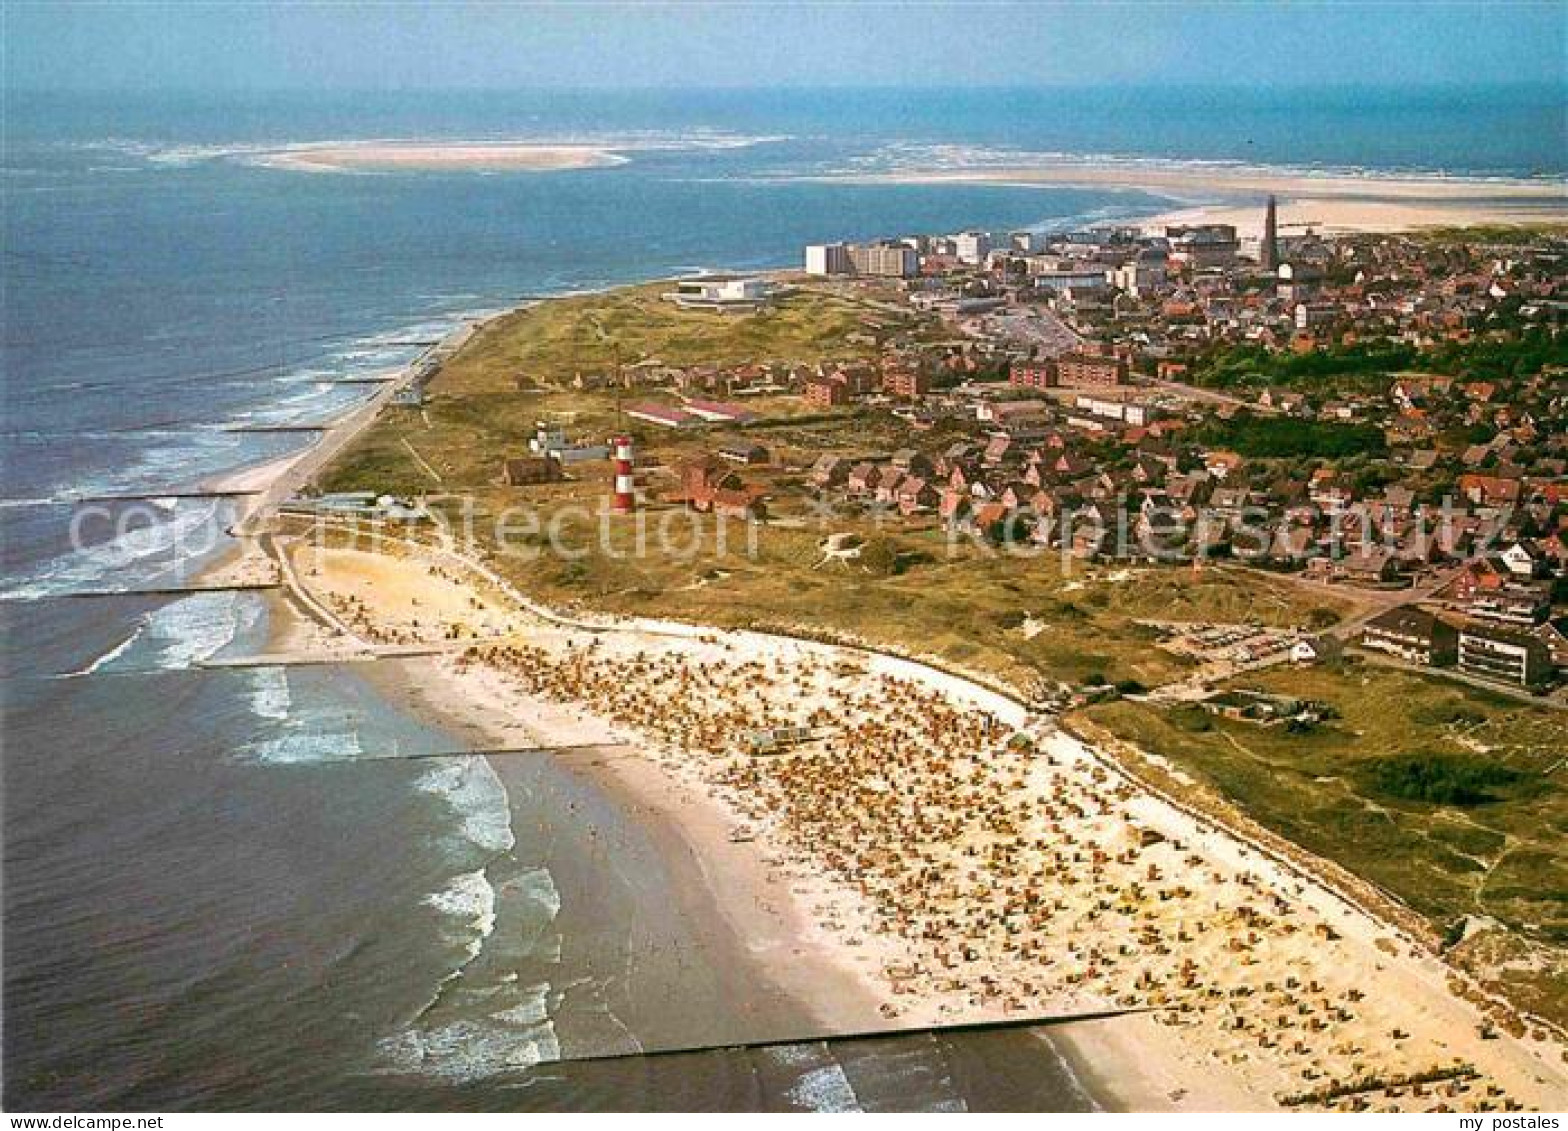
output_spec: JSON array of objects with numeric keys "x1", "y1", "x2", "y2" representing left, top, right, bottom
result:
[{"x1": 248, "y1": 511, "x2": 1568, "y2": 1111}]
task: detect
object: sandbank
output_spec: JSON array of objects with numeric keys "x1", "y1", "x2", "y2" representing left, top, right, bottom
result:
[
  {"x1": 255, "y1": 142, "x2": 627, "y2": 174},
  {"x1": 830, "y1": 162, "x2": 1566, "y2": 235}
]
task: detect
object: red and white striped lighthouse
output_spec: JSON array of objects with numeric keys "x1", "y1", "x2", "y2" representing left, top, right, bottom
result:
[{"x1": 610, "y1": 435, "x2": 635, "y2": 514}]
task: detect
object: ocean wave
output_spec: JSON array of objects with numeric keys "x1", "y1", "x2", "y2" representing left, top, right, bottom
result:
[
  {"x1": 490, "y1": 984, "x2": 552, "y2": 1028},
  {"x1": 425, "y1": 868, "x2": 498, "y2": 953},
  {"x1": 76, "y1": 623, "x2": 147, "y2": 675},
  {"x1": 417, "y1": 757, "x2": 516, "y2": 856},
  {"x1": 248, "y1": 666, "x2": 291, "y2": 721},
  {"x1": 783, "y1": 1060, "x2": 864, "y2": 1113},
  {"x1": 504, "y1": 865, "x2": 563, "y2": 960},
  {"x1": 77, "y1": 433, "x2": 251, "y2": 501},
  {"x1": 74, "y1": 589, "x2": 250, "y2": 673},
  {"x1": 839, "y1": 1039, "x2": 968, "y2": 1113},
  {"x1": 241, "y1": 729, "x2": 365, "y2": 765},
  {"x1": 818, "y1": 141, "x2": 1566, "y2": 188},
  {"x1": 145, "y1": 590, "x2": 248, "y2": 669},
  {"x1": 375, "y1": 1003, "x2": 561, "y2": 1082},
  {"x1": 1, "y1": 500, "x2": 225, "y2": 600}
]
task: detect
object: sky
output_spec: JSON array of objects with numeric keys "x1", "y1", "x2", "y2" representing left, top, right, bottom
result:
[{"x1": 4, "y1": 1, "x2": 1565, "y2": 91}]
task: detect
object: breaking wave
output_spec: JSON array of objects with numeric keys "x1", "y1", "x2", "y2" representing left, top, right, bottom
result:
[{"x1": 417, "y1": 757, "x2": 516, "y2": 856}]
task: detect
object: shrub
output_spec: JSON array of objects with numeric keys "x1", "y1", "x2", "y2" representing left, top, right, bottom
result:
[
  {"x1": 1360, "y1": 754, "x2": 1521, "y2": 807},
  {"x1": 1306, "y1": 607, "x2": 1341, "y2": 630},
  {"x1": 858, "y1": 537, "x2": 902, "y2": 577},
  {"x1": 1170, "y1": 704, "x2": 1214, "y2": 732}
]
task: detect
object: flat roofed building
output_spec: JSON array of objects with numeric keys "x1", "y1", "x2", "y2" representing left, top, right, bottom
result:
[
  {"x1": 804, "y1": 376, "x2": 850, "y2": 408},
  {"x1": 1361, "y1": 606, "x2": 1458, "y2": 665},
  {"x1": 1075, "y1": 392, "x2": 1155, "y2": 426},
  {"x1": 625, "y1": 403, "x2": 694, "y2": 428},
  {"x1": 954, "y1": 231, "x2": 991, "y2": 265},
  {"x1": 804, "y1": 243, "x2": 852, "y2": 276},
  {"x1": 848, "y1": 241, "x2": 919, "y2": 278},
  {"x1": 1467, "y1": 579, "x2": 1553, "y2": 626},
  {"x1": 664, "y1": 276, "x2": 774, "y2": 310},
  {"x1": 1030, "y1": 267, "x2": 1112, "y2": 293},
  {"x1": 682, "y1": 398, "x2": 753, "y2": 423},
  {"x1": 1458, "y1": 625, "x2": 1553, "y2": 687},
  {"x1": 1009, "y1": 362, "x2": 1056, "y2": 390},
  {"x1": 1166, "y1": 223, "x2": 1239, "y2": 269},
  {"x1": 882, "y1": 368, "x2": 930, "y2": 399},
  {"x1": 1054, "y1": 352, "x2": 1128, "y2": 387}
]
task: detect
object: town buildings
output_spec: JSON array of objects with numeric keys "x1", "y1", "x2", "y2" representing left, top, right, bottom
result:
[
  {"x1": 664, "y1": 276, "x2": 774, "y2": 310},
  {"x1": 1457, "y1": 624, "x2": 1553, "y2": 687},
  {"x1": 804, "y1": 242, "x2": 853, "y2": 276},
  {"x1": 740, "y1": 217, "x2": 1567, "y2": 692},
  {"x1": 804, "y1": 240, "x2": 917, "y2": 277},
  {"x1": 1361, "y1": 607, "x2": 1459, "y2": 666}
]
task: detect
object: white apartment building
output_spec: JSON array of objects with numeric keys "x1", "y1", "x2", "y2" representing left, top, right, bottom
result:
[{"x1": 804, "y1": 243, "x2": 852, "y2": 276}]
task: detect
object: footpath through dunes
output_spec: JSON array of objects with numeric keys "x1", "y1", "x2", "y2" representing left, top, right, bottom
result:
[{"x1": 266, "y1": 527, "x2": 1568, "y2": 1113}]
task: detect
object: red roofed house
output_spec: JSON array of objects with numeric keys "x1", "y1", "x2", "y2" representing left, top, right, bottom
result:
[
  {"x1": 1458, "y1": 474, "x2": 1523, "y2": 507},
  {"x1": 670, "y1": 455, "x2": 766, "y2": 518},
  {"x1": 894, "y1": 477, "x2": 938, "y2": 515}
]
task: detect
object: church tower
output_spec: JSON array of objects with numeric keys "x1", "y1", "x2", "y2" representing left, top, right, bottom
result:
[{"x1": 1261, "y1": 194, "x2": 1280, "y2": 273}]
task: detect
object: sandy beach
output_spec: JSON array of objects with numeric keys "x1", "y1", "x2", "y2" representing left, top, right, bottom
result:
[
  {"x1": 254, "y1": 142, "x2": 628, "y2": 174},
  {"x1": 253, "y1": 523, "x2": 1568, "y2": 1113},
  {"x1": 830, "y1": 162, "x2": 1567, "y2": 236}
]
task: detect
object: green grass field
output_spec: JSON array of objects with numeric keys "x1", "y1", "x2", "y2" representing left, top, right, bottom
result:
[
  {"x1": 438, "y1": 280, "x2": 935, "y2": 393},
  {"x1": 318, "y1": 281, "x2": 934, "y2": 495}
]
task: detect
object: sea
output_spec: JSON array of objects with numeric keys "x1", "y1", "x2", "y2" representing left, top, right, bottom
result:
[{"x1": 3, "y1": 85, "x2": 1562, "y2": 1111}]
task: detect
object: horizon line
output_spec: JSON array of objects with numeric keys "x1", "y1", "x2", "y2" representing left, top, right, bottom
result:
[{"x1": 6, "y1": 78, "x2": 1564, "y2": 96}]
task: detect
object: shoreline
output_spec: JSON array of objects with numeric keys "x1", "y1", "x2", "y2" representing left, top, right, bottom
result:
[
  {"x1": 818, "y1": 162, "x2": 1567, "y2": 236},
  {"x1": 259, "y1": 529, "x2": 1568, "y2": 1112},
  {"x1": 268, "y1": 545, "x2": 1170, "y2": 1107},
  {"x1": 262, "y1": 580, "x2": 1110, "y2": 1104}
]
